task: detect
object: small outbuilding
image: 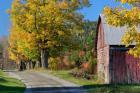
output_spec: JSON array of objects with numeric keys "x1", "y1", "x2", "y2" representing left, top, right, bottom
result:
[{"x1": 95, "y1": 14, "x2": 140, "y2": 84}]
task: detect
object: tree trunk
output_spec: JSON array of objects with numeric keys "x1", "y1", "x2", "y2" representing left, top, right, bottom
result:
[
  {"x1": 37, "y1": 60, "x2": 42, "y2": 68},
  {"x1": 32, "y1": 61, "x2": 36, "y2": 69},
  {"x1": 19, "y1": 61, "x2": 23, "y2": 71},
  {"x1": 28, "y1": 61, "x2": 32, "y2": 69},
  {"x1": 19, "y1": 61, "x2": 26, "y2": 71},
  {"x1": 41, "y1": 49, "x2": 49, "y2": 68}
]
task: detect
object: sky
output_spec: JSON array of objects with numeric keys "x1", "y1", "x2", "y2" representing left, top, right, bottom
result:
[{"x1": 0, "y1": 0, "x2": 122, "y2": 37}]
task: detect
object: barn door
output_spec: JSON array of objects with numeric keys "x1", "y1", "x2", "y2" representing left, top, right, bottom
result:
[
  {"x1": 125, "y1": 53, "x2": 140, "y2": 83},
  {"x1": 110, "y1": 49, "x2": 140, "y2": 84},
  {"x1": 110, "y1": 50, "x2": 127, "y2": 84}
]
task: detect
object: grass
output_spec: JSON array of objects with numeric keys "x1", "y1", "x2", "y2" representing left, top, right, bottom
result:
[
  {"x1": 85, "y1": 84, "x2": 140, "y2": 93},
  {"x1": 44, "y1": 70, "x2": 140, "y2": 93},
  {"x1": 0, "y1": 70, "x2": 25, "y2": 93},
  {"x1": 44, "y1": 70, "x2": 98, "y2": 85}
]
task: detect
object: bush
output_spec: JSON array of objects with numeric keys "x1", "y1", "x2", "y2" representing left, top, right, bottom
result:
[
  {"x1": 69, "y1": 68, "x2": 94, "y2": 80},
  {"x1": 48, "y1": 57, "x2": 59, "y2": 70},
  {"x1": 88, "y1": 56, "x2": 97, "y2": 74}
]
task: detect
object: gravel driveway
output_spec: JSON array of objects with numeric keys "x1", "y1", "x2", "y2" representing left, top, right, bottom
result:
[{"x1": 6, "y1": 71, "x2": 87, "y2": 93}]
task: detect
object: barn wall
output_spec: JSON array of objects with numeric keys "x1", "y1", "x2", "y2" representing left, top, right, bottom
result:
[
  {"x1": 125, "y1": 53, "x2": 140, "y2": 83},
  {"x1": 97, "y1": 46, "x2": 110, "y2": 83},
  {"x1": 97, "y1": 21, "x2": 105, "y2": 49},
  {"x1": 97, "y1": 21, "x2": 110, "y2": 83},
  {"x1": 109, "y1": 48, "x2": 140, "y2": 84}
]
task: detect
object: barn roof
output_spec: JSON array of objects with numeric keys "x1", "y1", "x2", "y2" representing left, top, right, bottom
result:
[
  {"x1": 100, "y1": 14, "x2": 128, "y2": 45},
  {"x1": 99, "y1": 14, "x2": 140, "y2": 46}
]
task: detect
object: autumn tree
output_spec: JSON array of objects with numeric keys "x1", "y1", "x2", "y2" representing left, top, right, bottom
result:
[
  {"x1": 9, "y1": 26, "x2": 39, "y2": 70},
  {"x1": 9, "y1": 0, "x2": 89, "y2": 68},
  {"x1": 104, "y1": 0, "x2": 140, "y2": 57}
]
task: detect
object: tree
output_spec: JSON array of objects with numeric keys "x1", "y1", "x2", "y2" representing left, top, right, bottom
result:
[
  {"x1": 0, "y1": 43, "x2": 2, "y2": 55},
  {"x1": 0, "y1": 36, "x2": 9, "y2": 70},
  {"x1": 104, "y1": 0, "x2": 140, "y2": 57},
  {"x1": 68, "y1": 21, "x2": 97, "y2": 69},
  {"x1": 9, "y1": 0, "x2": 89, "y2": 68},
  {"x1": 9, "y1": 26, "x2": 39, "y2": 70}
]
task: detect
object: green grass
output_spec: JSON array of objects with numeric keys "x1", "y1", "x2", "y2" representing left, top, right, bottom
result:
[
  {"x1": 0, "y1": 70, "x2": 25, "y2": 93},
  {"x1": 45, "y1": 70, "x2": 140, "y2": 93},
  {"x1": 85, "y1": 84, "x2": 140, "y2": 93},
  {"x1": 45, "y1": 70, "x2": 99, "y2": 85}
]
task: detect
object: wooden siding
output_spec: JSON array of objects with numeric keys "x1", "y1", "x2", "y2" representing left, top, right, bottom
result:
[
  {"x1": 97, "y1": 21, "x2": 106, "y2": 49},
  {"x1": 110, "y1": 49, "x2": 140, "y2": 84},
  {"x1": 97, "y1": 21, "x2": 110, "y2": 83},
  {"x1": 97, "y1": 46, "x2": 109, "y2": 83}
]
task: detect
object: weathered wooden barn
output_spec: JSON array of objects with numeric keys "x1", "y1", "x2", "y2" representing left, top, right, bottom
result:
[{"x1": 95, "y1": 14, "x2": 140, "y2": 84}]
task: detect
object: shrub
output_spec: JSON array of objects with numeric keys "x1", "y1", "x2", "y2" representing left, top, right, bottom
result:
[
  {"x1": 69, "y1": 68, "x2": 94, "y2": 80},
  {"x1": 88, "y1": 56, "x2": 97, "y2": 74},
  {"x1": 48, "y1": 57, "x2": 59, "y2": 70}
]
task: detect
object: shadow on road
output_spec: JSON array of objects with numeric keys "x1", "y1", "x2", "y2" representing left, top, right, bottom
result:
[
  {"x1": 3, "y1": 70, "x2": 18, "y2": 72},
  {"x1": 25, "y1": 84, "x2": 140, "y2": 93},
  {"x1": 26, "y1": 86, "x2": 86, "y2": 93}
]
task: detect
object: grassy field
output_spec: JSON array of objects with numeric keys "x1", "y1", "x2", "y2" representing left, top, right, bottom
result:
[
  {"x1": 45, "y1": 70, "x2": 140, "y2": 93},
  {"x1": 0, "y1": 70, "x2": 25, "y2": 93},
  {"x1": 45, "y1": 70, "x2": 98, "y2": 85},
  {"x1": 85, "y1": 84, "x2": 140, "y2": 93}
]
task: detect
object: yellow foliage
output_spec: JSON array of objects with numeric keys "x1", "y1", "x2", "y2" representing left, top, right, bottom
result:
[
  {"x1": 9, "y1": 25, "x2": 37, "y2": 62},
  {"x1": 104, "y1": 0, "x2": 140, "y2": 57},
  {"x1": 9, "y1": 0, "x2": 89, "y2": 62}
]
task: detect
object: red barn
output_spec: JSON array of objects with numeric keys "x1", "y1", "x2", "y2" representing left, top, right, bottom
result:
[{"x1": 95, "y1": 14, "x2": 140, "y2": 84}]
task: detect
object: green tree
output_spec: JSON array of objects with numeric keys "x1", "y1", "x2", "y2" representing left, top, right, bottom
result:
[{"x1": 68, "y1": 21, "x2": 97, "y2": 68}]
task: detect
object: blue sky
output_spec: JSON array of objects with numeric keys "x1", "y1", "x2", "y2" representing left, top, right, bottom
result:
[{"x1": 0, "y1": 0, "x2": 122, "y2": 37}]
